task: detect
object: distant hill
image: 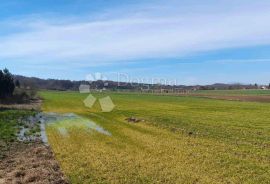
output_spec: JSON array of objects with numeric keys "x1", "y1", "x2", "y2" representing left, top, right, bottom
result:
[
  {"x1": 14, "y1": 75, "x2": 82, "y2": 91},
  {"x1": 14, "y1": 75, "x2": 261, "y2": 92}
]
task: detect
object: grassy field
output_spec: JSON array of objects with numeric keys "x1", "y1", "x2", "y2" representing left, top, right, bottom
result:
[
  {"x1": 40, "y1": 90, "x2": 270, "y2": 183},
  {"x1": 191, "y1": 89, "x2": 270, "y2": 96}
]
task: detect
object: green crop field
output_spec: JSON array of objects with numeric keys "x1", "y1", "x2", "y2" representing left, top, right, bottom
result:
[
  {"x1": 40, "y1": 90, "x2": 270, "y2": 184},
  {"x1": 191, "y1": 89, "x2": 270, "y2": 96}
]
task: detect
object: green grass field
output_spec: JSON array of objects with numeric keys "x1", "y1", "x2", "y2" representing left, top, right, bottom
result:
[
  {"x1": 192, "y1": 89, "x2": 270, "y2": 96},
  {"x1": 40, "y1": 90, "x2": 270, "y2": 183}
]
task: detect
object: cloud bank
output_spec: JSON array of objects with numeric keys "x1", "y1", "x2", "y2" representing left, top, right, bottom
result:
[{"x1": 0, "y1": 0, "x2": 270, "y2": 65}]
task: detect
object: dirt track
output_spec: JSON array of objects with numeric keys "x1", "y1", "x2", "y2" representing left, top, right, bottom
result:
[{"x1": 0, "y1": 141, "x2": 68, "y2": 184}]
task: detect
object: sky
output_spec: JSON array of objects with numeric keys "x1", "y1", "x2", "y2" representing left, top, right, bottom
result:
[{"x1": 0, "y1": 0, "x2": 270, "y2": 85}]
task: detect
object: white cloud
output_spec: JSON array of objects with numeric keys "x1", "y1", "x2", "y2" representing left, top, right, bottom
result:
[{"x1": 0, "y1": 0, "x2": 270, "y2": 65}]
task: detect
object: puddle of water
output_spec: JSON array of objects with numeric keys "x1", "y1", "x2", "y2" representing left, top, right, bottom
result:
[
  {"x1": 18, "y1": 127, "x2": 29, "y2": 141},
  {"x1": 17, "y1": 114, "x2": 44, "y2": 142},
  {"x1": 85, "y1": 121, "x2": 111, "y2": 136},
  {"x1": 38, "y1": 113, "x2": 111, "y2": 142},
  {"x1": 40, "y1": 123, "x2": 48, "y2": 143},
  {"x1": 58, "y1": 127, "x2": 68, "y2": 136}
]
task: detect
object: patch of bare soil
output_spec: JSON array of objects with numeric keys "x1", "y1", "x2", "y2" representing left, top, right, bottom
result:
[
  {"x1": 0, "y1": 141, "x2": 69, "y2": 184},
  {"x1": 186, "y1": 94, "x2": 270, "y2": 103},
  {"x1": 125, "y1": 117, "x2": 145, "y2": 123},
  {"x1": 0, "y1": 99, "x2": 42, "y2": 111}
]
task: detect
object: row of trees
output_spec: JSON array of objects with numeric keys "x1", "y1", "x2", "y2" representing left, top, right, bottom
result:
[{"x1": 0, "y1": 68, "x2": 15, "y2": 98}]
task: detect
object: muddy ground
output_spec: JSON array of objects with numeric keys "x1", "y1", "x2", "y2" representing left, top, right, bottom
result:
[
  {"x1": 0, "y1": 99, "x2": 69, "y2": 184},
  {"x1": 0, "y1": 141, "x2": 68, "y2": 184}
]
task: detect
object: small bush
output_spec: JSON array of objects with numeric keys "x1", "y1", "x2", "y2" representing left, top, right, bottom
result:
[
  {"x1": 0, "y1": 68, "x2": 38, "y2": 104},
  {"x1": 0, "y1": 88, "x2": 38, "y2": 104}
]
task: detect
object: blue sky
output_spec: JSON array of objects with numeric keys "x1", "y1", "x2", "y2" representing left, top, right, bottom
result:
[{"x1": 0, "y1": 0, "x2": 270, "y2": 85}]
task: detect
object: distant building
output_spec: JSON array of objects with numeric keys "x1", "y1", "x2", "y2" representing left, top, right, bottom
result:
[{"x1": 261, "y1": 86, "x2": 267, "y2": 90}]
